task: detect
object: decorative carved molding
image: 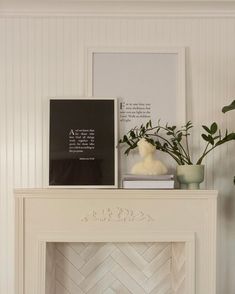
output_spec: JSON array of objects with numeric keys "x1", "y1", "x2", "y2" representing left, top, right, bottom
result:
[{"x1": 81, "y1": 207, "x2": 154, "y2": 222}]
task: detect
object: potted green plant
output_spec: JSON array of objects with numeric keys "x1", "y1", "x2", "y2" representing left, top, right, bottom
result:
[
  {"x1": 222, "y1": 100, "x2": 235, "y2": 184},
  {"x1": 119, "y1": 120, "x2": 235, "y2": 189}
]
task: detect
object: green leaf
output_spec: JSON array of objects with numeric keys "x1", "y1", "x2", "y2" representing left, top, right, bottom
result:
[
  {"x1": 202, "y1": 134, "x2": 209, "y2": 141},
  {"x1": 208, "y1": 135, "x2": 214, "y2": 145},
  {"x1": 226, "y1": 133, "x2": 235, "y2": 141},
  {"x1": 210, "y1": 122, "x2": 218, "y2": 134},
  {"x1": 146, "y1": 138, "x2": 155, "y2": 145},
  {"x1": 215, "y1": 140, "x2": 223, "y2": 146},
  {"x1": 185, "y1": 121, "x2": 193, "y2": 130},
  {"x1": 123, "y1": 135, "x2": 128, "y2": 141},
  {"x1": 126, "y1": 140, "x2": 134, "y2": 147},
  {"x1": 162, "y1": 142, "x2": 167, "y2": 148},
  {"x1": 201, "y1": 134, "x2": 214, "y2": 145},
  {"x1": 124, "y1": 147, "x2": 131, "y2": 155},
  {"x1": 130, "y1": 131, "x2": 136, "y2": 138},
  {"x1": 155, "y1": 127, "x2": 160, "y2": 133},
  {"x1": 185, "y1": 121, "x2": 191, "y2": 127},
  {"x1": 222, "y1": 100, "x2": 235, "y2": 113},
  {"x1": 166, "y1": 131, "x2": 173, "y2": 136},
  {"x1": 202, "y1": 125, "x2": 211, "y2": 133},
  {"x1": 177, "y1": 132, "x2": 183, "y2": 141}
]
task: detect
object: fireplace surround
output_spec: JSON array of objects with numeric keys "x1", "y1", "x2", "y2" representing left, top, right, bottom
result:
[{"x1": 15, "y1": 189, "x2": 217, "y2": 294}]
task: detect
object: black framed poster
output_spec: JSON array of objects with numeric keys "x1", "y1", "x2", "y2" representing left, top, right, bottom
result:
[{"x1": 49, "y1": 98, "x2": 118, "y2": 187}]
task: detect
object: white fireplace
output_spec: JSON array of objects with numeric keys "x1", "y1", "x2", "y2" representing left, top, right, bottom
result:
[{"x1": 15, "y1": 189, "x2": 217, "y2": 294}]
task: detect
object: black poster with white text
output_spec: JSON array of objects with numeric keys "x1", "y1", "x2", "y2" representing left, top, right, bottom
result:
[{"x1": 49, "y1": 99, "x2": 116, "y2": 186}]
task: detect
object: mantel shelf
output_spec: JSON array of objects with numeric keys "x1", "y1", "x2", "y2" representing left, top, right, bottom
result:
[{"x1": 15, "y1": 188, "x2": 218, "y2": 199}]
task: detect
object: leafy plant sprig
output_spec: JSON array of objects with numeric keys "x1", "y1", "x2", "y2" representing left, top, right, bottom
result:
[
  {"x1": 222, "y1": 99, "x2": 235, "y2": 184},
  {"x1": 222, "y1": 100, "x2": 235, "y2": 113},
  {"x1": 119, "y1": 120, "x2": 235, "y2": 165}
]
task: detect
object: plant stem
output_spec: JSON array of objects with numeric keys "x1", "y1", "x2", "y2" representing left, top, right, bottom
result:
[
  {"x1": 148, "y1": 133, "x2": 190, "y2": 164},
  {"x1": 185, "y1": 134, "x2": 191, "y2": 162},
  {"x1": 196, "y1": 144, "x2": 216, "y2": 164},
  {"x1": 154, "y1": 125, "x2": 192, "y2": 164},
  {"x1": 177, "y1": 140, "x2": 192, "y2": 164},
  {"x1": 196, "y1": 142, "x2": 210, "y2": 164},
  {"x1": 148, "y1": 125, "x2": 188, "y2": 161},
  {"x1": 163, "y1": 149, "x2": 183, "y2": 165}
]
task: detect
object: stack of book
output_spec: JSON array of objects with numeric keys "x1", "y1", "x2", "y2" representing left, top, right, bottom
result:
[{"x1": 122, "y1": 174, "x2": 174, "y2": 189}]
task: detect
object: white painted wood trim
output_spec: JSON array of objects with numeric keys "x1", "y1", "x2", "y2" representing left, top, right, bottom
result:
[
  {"x1": 15, "y1": 189, "x2": 217, "y2": 294},
  {"x1": 2, "y1": 1, "x2": 235, "y2": 17},
  {"x1": 15, "y1": 197, "x2": 24, "y2": 294},
  {"x1": 208, "y1": 194, "x2": 218, "y2": 293},
  {"x1": 14, "y1": 188, "x2": 218, "y2": 198}
]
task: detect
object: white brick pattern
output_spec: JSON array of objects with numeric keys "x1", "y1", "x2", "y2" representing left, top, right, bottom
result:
[{"x1": 48, "y1": 242, "x2": 185, "y2": 294}]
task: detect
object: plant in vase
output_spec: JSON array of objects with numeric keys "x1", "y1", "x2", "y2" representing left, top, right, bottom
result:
[
  {"x1": 119, "y1": 120, "x2": 235, "y2": 189},
  {"x1": 222, "y1": 100, "x2": 235, "y2": 184}
]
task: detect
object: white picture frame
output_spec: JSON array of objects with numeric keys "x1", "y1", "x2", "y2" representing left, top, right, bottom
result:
[
  {"x1": 49, "y1": 97, "x2": 118, "y2": 188},
  {"x1": 86, "y1": 47, "x2": 186, "y2": 175}
]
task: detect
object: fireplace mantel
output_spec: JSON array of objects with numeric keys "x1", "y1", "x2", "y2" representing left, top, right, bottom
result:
[{"x1": 15, "y1": 189, "x2": 217, "y2": 294}]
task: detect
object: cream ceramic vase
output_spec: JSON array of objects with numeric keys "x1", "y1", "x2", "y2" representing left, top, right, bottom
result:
[{"x1": 176, "y1": 165, "x2": 205, "y2": 190}]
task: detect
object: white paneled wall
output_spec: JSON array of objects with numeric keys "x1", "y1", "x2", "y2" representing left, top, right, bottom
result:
[{"x1": 0, "y1": 15, "x2": 235, "y2": 294}]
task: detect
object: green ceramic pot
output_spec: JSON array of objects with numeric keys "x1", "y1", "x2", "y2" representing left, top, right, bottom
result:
[{"x1": 176, "y1": 165, "x2": 205, "y2": 190}]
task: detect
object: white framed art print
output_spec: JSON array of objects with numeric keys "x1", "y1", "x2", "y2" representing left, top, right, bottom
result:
[{"x1": 86, "y1": 47, "x2": 186, "y2": 175}]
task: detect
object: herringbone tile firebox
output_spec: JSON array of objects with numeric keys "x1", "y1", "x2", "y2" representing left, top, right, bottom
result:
[{"x1": 46, "y1": 242, "x2": 185, "y2": 294}]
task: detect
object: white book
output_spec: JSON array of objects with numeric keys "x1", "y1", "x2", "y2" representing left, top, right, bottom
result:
[
  {"x1": 122, "y1": 174, "x2": 174, "y2": 181},
  {"x1": 122, "y1": 180, "x2": 174, "y2": 189}
]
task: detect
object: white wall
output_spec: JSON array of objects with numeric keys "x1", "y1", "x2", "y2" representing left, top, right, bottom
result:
[{"x1": 0, "y1": 11, "x2": 235, "y2": 294}]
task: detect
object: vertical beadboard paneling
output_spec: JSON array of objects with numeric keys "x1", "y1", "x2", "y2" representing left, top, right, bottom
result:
[
  {"x1": 20, "y1": 18, "x2": 30, "y2": 188},
  {"x1": 34, "y1": 17, "x2": 44, "y2": 187},
  {"x1": 13, "y1": 17, "x2": 22, "y2": 189},
  {"x1": 0, "y1": 15, "x2": 235, "y2": 294},
  {"x1": 0, "y1": 16, "x2": 7, "y2": 294},
  {"x1": 5, "y1": 17, "x2": 15, "y2": 293}
]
